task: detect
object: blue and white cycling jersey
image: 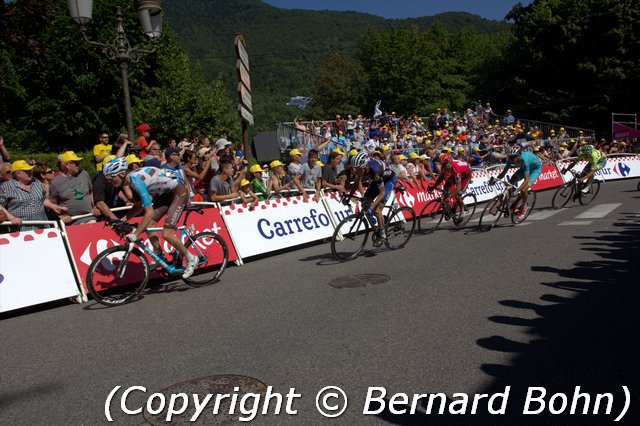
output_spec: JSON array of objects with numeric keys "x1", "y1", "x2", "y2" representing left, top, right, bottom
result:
[
  {"x1": 127, "y1": 167, "x2": 180, "y2": 207},
  {"x1": 504, "y1": 151, "x2": 542, "y2": 185}
]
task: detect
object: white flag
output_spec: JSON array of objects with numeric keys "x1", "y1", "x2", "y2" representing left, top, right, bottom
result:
[{"x1": 373, "y1": 100, "x2": 382, "y2": 118}]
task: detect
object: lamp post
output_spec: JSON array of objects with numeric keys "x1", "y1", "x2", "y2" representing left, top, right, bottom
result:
[{"x1": 67, "y1": 0, "x2": 163, "y2": 140}]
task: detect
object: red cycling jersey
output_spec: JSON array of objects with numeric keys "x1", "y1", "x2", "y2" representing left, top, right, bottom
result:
[{"x1": 443, "y1": 160, "x2": 472, "y2": 192}]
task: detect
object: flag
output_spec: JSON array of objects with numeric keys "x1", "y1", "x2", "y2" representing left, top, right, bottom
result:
[
  {"x1": 373, "y1": 100, "x2": 382, "y2": 118},
  {"x1": 286, "y1": 96, "x2": 313, "y2": 110}
]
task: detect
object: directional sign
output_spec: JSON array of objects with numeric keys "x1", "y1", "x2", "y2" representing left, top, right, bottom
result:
[
  {"x1": 236, "y1": 60, "x2": 251, "y2": 92},
  {"x1": 234, "y1": 36, "x2": 250, "y2": 71},
  {"x1": 238, "y1": 82, "x2": 252, "y2": 111},
  {"x1": 238, "y1": 104, "x2": 254, "y2": 126}
]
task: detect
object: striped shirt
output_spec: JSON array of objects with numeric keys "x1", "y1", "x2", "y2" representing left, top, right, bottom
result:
[{"x1": 0, "y1": 179, "x2": 48, "y2": 231}]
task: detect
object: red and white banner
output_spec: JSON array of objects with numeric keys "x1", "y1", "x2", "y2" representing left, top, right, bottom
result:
[
  {"x1": 221, "y1": 195, "x2": 346, "y2": 258},
  {"x1": 557, "y1": 155, "x2": 640, "y2": 182},
  {"x1": 0, "y1": 228, "x2": 80, "y2": 312},
  {"x1": 65, "y1": 207, "x2": 237, "y2": 293}
]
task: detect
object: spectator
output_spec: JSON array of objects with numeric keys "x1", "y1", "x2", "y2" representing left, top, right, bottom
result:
[
  {"x1": 249, "y1": 164, "x2": 269, "y2": 200},
  {"x1": 49, "y1": 151, "x2": 97, "y2": 225},
  {"x1": 268, "y1": 160, "x2": 295, "y2": 196},
  {"x1": 209, "y1": 159, "x2": 240, "y2": 202},
  {"x1": 238, "y1": 179, "x2": 259, "y2": 209},
  {"x1": 111, "y1": 133, "x2": 133, "y2": 158},
  {"x1": 93, "y1": 132, "x2": 112, "y2": 174},
  {"x1": 391, "y1": 154, "x2": 410, "y2": 185},
  {"x1": 183, "y1": 149, "x2": 211, "y2": 193},
  {"x1": 142, "y1": 143, "x2": 163, "y2": 167},
  {"x1": 93, "y1": 155, "x2": 123, "y2": 220},
  {"x1": 190, "y1": 180, "x2": 207, "y2": 202},
  {"x1": 0, "y1": 135, "x2": 10, "y2": 165},
  {"x1": 32, "y1": 163, "x2": 55, "y2": 198},
  {"x1": 0, "y1": 162, "x2": 12, "y2": 189},
  {"x1": 0, "y1": 160, "x2": 66, "y2": 231},
  {"x1": 294, "y1": 149, "x2": 321, "y2": 202},
  {"x1": 287, "y1": 148, "x2": 304, "y2": 178},
  {"x1": 321, "y1": 151, "x2": 345, "y2": 193},
  {"x1": 335, "y1": 115, "x2": 345, "y2": 134},
  {"x1": 136, "y1": 123, "x2": 152, "y2": 158},
  {"x1": 504, "y1": 109, "x2": 515, "y2": 125}
]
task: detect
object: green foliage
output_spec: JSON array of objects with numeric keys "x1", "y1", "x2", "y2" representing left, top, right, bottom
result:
[
  {"x1": 162, "y1": 0, "x2": 508, "y2": 128},
  {"x1": 496, "y1": 0, "x2": 640, "y2": 132},
  {"x1": 0, "y1": 0, "x2": 239, "y2": 154},
  {"x1": 312, "y1": 53, "x2": 367, "y2": 118}
]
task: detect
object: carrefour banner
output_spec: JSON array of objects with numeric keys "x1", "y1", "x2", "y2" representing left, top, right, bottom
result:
[
  {"x1": 221, "y1": 195, "x2": 352, "y2": 259},
  {"x1": 557, "y1": 155, "x2": 640, "y2": 182},
  {"x1": 0, "y1": 228, "x2": 80, "y2": 312}
]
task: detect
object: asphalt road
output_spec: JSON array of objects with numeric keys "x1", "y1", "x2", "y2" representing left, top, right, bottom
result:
[{"x1": 1, "y1": 179, "x2": 639, "y2": 425}]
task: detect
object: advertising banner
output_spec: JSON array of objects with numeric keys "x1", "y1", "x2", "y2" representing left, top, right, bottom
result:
[
  {"x1": 0, "y1": 228, "x2": 80, "y2": 312},
  {"x1": 557, "y1": 155, "x2": 640, "y2": 182},
  {"x1": 65, "y1": 207, "x2": 237, "y2": 292},
  {"x1": 221, "y1": 195, "x2": 347, "y2": 258}
]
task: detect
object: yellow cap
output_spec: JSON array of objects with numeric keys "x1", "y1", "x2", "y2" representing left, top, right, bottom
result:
[
  {"x1": 333, "y1": 148, "x2": 345, "y2": 156},
  {"x1": 60, "y1": 151, "x2": 83, "y2": 162},
  {"x1": 382, "y1": 145, "x2": 391, "y2": 151},
  {"x1": 409, "y1": 152, "x2": 420, "y2": 160},
  {"x1": 102, "y1": 154, "x2": 117, "y2": 165},
  {"x1": 240, "y1": 179, "x2": 251, "y2": 187},
  {"x1": 250, "y1": 164, "x2": 263, "y2": 174},
  {"x1": 458, "y1": 147, "x2": 465, "y2": 153},
  {"x1": 533, "y1": 147, "x2": 540, "y2": 152},
  {"x1": 473, "y1": 147, "x2": 480, "y2": 152},
  {"x1": 580, "y1": 140, "x2": 588, "y2": 145},
  {"x1": 269, "y1": 160, "x2": 285, "y2": 168},
  {"x1": 560, "y1": 127, "x2": 565, "y2": 131},
  {"x1": 349, "y1": 149, "x2": 358, "y2": 156},
  {"x1": 398, "y1": 154, "x2": 407, "y2": 161},
  {"x1": 289, "y1": 148, "x2": 302, "y2": 156},
  {"x1": 125, "y1": 154, "x2": 142, "y2": 164},
  {"x1": 559, "y1": 147, "x2": 566, "y2": 151},
  {"x1": 316, "y1": 160, "x2": 324, "y2": 166},
  {"x1": 442, "y1": 147, "x2": 452, "y2": 153},
  {"x1": 12, "y1": 160, "x2": 35, "y2": 172}
]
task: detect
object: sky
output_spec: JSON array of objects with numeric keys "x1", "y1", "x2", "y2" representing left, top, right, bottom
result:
[{"x1": 262, "y1": 0, "x2": 532, "y2": 22}]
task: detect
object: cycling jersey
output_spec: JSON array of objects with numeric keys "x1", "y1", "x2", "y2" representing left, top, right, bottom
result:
[
  {"x1": 364, "y1": 158, "x2": 396, "y2": 203},
  {"x1": 579, "y1": 147, "x2": 607, "y2": 172},
  {"x1": 504, "y1": 151, "x2": 542, "y2": 185},
  {"x1": 442, "y1": 160, "x2": 472, "y2": 193},
  {"x1": 128, "y1": 167, "x2": 180, "y2": 208}
]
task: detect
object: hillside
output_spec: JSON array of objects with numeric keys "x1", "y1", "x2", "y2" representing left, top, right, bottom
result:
[{"x1": 163, "y1": 0, "x2": 510, "y2": 130}]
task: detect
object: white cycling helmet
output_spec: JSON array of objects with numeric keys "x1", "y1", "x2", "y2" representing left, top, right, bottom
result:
[
  {"x1": 350, "y1": 152, "x2": 369, "y2": 168},
  {"x1": 507, "y1": 145, "x2": 521, "y2": 157},
  {"x1": 103, "y1": 157, "x2": 129, "y2": 177}
]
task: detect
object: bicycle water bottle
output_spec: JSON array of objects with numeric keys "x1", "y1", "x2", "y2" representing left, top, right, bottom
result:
[{"x1": 365, "y1": 208, "x2": 377, "y2": 226}]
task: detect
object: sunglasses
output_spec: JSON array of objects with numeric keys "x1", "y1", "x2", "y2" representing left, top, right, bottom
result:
[{"x1": 44, "y1": 170, "x2": 53, "y2": 174}]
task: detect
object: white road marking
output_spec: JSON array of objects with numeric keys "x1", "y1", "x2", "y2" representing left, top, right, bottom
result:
[
  {"x1": 559, "y1": 221, "x2": 594, "y2": 226},
  {"x1": 574, "y1": 203, "x2": 622, "y2": 219},
  {"x1": 527, "y1": 209, "x2": 564, "y2": 221}
]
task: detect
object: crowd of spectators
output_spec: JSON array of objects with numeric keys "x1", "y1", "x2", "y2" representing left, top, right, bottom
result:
[{"x1": 0, "y1": 105, "x2": 637, "y2": 233}]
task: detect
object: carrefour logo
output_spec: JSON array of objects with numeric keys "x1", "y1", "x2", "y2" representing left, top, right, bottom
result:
[
  {"x1": 258, "y1": 208, "x2": 332, "y2": 239},
  {"x1": 612, "y1": 162, "x2": 631, "y2": 177}
]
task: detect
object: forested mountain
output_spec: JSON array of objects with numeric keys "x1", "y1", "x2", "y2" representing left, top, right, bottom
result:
[{"x1": 163, "y1": 0, "x2": 510, "y2": 129}]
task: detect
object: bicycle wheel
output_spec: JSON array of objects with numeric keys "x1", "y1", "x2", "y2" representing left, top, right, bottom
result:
[
  {"x1": 551, "y1": 182, "x2": 574, "y2": 209},
  {"x1": 511, "y1": 190, "x2": 536, "y2": 224},
  {"x1": 182, "y1": 232, "x2": 229, "y2": 287},
  {"x1": 331, "y1": 213, "x2": 370, "y2": 261},
  {"x1": 417, "y1": 199, "x2": 444, "y2": 234},
  {"x1": 456, "y1": 193, "x2": 477, "y2": 227},
  {"x1": 478, "y1": 195, "x2": 504, "y2": 232},
  {"x1": 384, "y1": 206, "x2": 415, "y2": 250},
  {"x1": 86, "y1": 245, "x2": 149, "y2": 306},
  {"x1": 578, "y1": 181, "x2": 600, "y2": 206}
]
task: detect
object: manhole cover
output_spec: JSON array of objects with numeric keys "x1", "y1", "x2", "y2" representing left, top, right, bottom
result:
[
  {"x1": 143, "y1": 375, "x2": 267, "y2": 425},
  {"x1": 328, "y1": 274, "x2": 391, "y2": 288}
]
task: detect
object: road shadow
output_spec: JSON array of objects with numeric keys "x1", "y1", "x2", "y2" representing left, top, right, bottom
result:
[{"x1": 375, "y1": 213, "x2": 640, "y2": 424}]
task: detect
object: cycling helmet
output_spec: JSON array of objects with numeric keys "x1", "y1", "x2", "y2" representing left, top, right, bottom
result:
[
  {"x1": 580, "y1": 144, "x2": 593, "y2": 155},
  {"x1": 351, "y1": 152, "x2": 369, "y2": 168},
  {"x1": 103, "y1": 157, "x2": 129, "y2": 177},
  {"x1": 507, "y1": 145, "x2": 521, "y2": 157},
  {"x1": 439, "y1": 153, "x2": 452, "y2": 165}
]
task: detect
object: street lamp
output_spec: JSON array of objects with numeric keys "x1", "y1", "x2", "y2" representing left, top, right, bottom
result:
[{"x1": 67, "y1": 0, "x2": 163, "y2": 139}]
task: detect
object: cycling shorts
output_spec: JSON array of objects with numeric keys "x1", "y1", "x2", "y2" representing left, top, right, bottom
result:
[{"x1": 364, "y1": 174, "x2": 397, "y2": 204}]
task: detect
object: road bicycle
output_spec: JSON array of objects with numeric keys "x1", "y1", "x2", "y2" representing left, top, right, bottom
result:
[
  {"x1": 478, "y1": 179, "x2": 537, "y2": 232},
  {"x1": 417, "y1": 187, "x2": 477, "y2": 234},
  {"x1": 331, "y1": 186, "x2": 416, "y2": 261},
  {"x1": 552, "y1": 168, "x2": 601, "y2": 209},
  {"x1": 86, "y1": 206, "x2": 229, "y2": 306}
]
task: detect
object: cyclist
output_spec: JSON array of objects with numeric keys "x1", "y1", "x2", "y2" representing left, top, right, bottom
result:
[
  {"x1": 561, "y1": 144, "x2": 606, "y2": 195},
  {"x1": 350, "y1": 152, "x2": 396, "y2": 245},
  {"x1": 489, "y1": 145, "x2": 542, "y2": 219},
  {"x1": 427, "y1": 153, "x2": 472, "y2": 225},
  {"x1": 102, "y1": 158, "x2": 198, "y2": 279}
]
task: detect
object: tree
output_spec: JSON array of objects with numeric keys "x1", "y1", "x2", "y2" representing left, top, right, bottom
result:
[{"x1": 312, "y1": 53, "x2": 367, "y2": 118}]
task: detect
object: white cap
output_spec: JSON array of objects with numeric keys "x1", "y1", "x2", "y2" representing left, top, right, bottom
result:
[{"x1": 215, "y1": 138, "x2": 231, "y2": 151}]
